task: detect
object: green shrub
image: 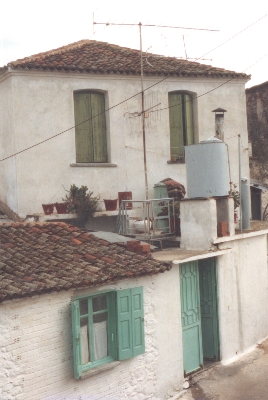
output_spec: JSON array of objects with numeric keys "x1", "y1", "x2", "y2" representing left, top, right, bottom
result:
[{"x1": 63, "y1": 184, "x2": 99, "y2": 223}]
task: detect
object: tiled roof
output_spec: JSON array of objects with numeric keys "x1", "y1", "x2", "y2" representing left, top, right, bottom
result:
[
  {"x1": 0, "y1": 222, "x2": 170, "y2": 303},
  {"x1": 3, "y1": 40, "x2": 249, "y2": 79}
]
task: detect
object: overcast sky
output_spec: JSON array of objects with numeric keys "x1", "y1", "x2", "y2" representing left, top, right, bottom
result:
[{"x1": 1, "y1": 0, "x2": 267, "y2": 88}]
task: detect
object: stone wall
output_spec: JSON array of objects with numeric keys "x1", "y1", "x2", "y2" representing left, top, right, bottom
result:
[{"x1": 246, "y1": 81, "x2": 268, "y2": 183}]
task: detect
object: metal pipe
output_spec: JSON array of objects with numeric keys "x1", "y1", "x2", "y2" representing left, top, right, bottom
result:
[
  {"x1": 238, "y1": 134, "x2": 242, "y2": 232},
  {"x1": 139, "y1": 22, "x2": 149, "y2": 200},
  {"x1": 226, "y1": 143, "x2": 232, "y2": 193},
  {"x1": 241, "y1": 177, "x2": 250, "y2": 229}
]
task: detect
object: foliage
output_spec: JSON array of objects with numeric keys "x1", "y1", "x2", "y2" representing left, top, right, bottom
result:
[
  {"x1": 247, "y1": 93, "x2": 268, "y2": 181},
  {"x1": 63, "y1": 184, "x2": 99, "y2": 223},
  {"x1": 174, "y1": 201, "x2": 180, "y2": 217},
  {"x1": 230, "y1": 185, "x2": 240, "y2": 210},
  {"x1": 159, "y1": 200, "x2": 180, "y2": 217}
]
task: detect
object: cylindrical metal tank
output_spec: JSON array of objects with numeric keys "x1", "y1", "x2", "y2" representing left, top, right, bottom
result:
[{"x1": 185, "y1": 138, "x2": 229, "y2": 198}]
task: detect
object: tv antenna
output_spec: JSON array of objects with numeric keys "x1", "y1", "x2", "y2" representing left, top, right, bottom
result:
[{"x1": 93, "y1": 19, "x2": 219, "y2": 199}]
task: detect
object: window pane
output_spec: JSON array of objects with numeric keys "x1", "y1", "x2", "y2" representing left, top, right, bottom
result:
[
  {"x1": 93, "y1": 312, "x2": 108, "y2": 324},
  {"x1": 79, "y1": 299, "x2": 88, "y2": 315},
  {"x1": 93, "y1": 313, "x2": 108, "y2": 360},
  {"x1": 93, "y1": 295, "x2": 107, "y2": 312},
  {"x1": 80, "y1": 317, "x2": 90, "y2": 364}
]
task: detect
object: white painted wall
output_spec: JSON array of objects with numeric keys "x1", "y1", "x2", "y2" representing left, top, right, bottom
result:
[
  {"x1": 0, "y1": 270, "x2": 183, "y2": 400},
  {"x1": 0, "y1": 234, "x2": 267, "y2": 399},
  {"x1": 217, "y1": 234, "x2": 268, "y2": 362},
  {"x1": 180, "y1": 198, "x2": 218, "y2": 250},
  {"x1": 0, "y1": 74, "x2": 18, "y2": 213},
  {"x1": 0, "y1": 70, "x2": 249, "y2": 217}
]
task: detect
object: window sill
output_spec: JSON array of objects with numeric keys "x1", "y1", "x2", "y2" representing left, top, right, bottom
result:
[
  {"x1": 167, "y1": 159, "x2": 185, "y2": 164},
  {"x1": 80, "y1": 361, "x2": 121, "y2": 379},
  {"x1": 70, "y1": 163, "x2": 117, "y2": 168}
]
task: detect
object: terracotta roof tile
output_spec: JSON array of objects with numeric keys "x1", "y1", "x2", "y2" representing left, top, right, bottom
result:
[
  {"x1": 2, "y1": 40, "x2": 249, "y2": 79},
  {"x1": 0, "y1": 222, "x2": 170, "y2": 303}
]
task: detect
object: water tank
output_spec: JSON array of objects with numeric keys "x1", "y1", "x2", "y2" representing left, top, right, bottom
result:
[{"x1": 185, "y1": 138, "x2": 229, "y2": 198}]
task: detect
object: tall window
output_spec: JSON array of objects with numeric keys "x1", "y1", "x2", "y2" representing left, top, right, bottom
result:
[
  {"x1": 74, "y1": 91, "x2": 107, "y2": 163},
  {"x1": 168, "y1": 92, "x2": 194, "y2": 160}
]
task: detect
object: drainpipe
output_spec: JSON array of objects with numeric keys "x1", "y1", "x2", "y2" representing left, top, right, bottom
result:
[{"x1": 241, "y1": 177, "x2": 250, "y2": 230}]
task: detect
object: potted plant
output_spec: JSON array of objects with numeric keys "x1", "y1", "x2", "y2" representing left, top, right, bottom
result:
[
  {"x1": 103, "y1": 198, "x2": 118, "y2": 211},
  {"x1": 63, "y1": 184, "x2": 99, "y2": 224},
  {"x1": 54, "y1": 202, "x2": 68, "y2": 214},
  {"x1": 169, "y1": 201, "x2": 181, "y2": 236},
  {"x1": 42, "y1": 203, "x2": 54, "y2": 215}
]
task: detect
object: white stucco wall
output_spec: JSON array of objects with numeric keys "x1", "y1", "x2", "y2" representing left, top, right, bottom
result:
[
  {"x1": 180, "y1": 198, "x2": 218, "y2": 250},
  {"x1": 0, "y1": 70, "x2": 249, "y2": 217},
  {"x1": 0, "y1": 74, "x2": 18, "y2": 212},
  {"x1": 217, "y1": 234, "x2": 268, "y2": 362},
  {"x1": 0, "y1": 233, "x2": 267, "y2": 399},
  {"x1": 0, "y1": 270, "x2": 183, "y2": 400}
]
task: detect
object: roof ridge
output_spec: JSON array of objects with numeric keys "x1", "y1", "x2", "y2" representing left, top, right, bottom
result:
[
  {"x1": 3, "y1": 39, "x2": 250, "y2": 80},
  {"x1": 8, "y1": 40, "x2": 94, "y2": 66}
]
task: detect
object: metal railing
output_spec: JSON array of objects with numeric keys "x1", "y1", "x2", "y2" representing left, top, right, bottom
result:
[{"x1": 116, "y1": 198, "x2": 175, "y2": 242}]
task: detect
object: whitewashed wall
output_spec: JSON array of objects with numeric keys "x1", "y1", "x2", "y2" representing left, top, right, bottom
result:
[
  {"x1": 217, "y1": 234, "x2": 268, "y2": 362},
  {"x1": 0, "y1": 70, "x2": 249, "y2": 217},
  {"x1": 0, "y1": 75, "x2": 18, "y2": 213},
  {"x1": 0, "y1": 270, "x2": 183, "y2": 400},
  {"x1": 0, "y1": 234, "x2": 267, "y2": 399}
]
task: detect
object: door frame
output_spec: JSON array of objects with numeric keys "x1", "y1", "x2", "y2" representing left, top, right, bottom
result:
[{"x1": 180, "y1": 257, "x2": 220, "y2": 375}]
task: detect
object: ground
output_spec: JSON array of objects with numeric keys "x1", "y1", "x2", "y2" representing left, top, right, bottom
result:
[{"x1": 177, "y1": 338, "x2": 268, "y2": 400}]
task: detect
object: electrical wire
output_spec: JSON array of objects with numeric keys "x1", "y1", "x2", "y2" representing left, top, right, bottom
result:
[
  {"x1": 149, "y1": 52, "x2": 268, "y2": 114},
  {"x1": 0, "y1": 14, "x2": 267, "y2": 163}
]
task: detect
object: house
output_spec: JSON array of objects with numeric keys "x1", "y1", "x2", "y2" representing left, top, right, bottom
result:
[
  {"x1": 1, "y1": 193, "x2": 268, "y2": 400},
  {"x1": 0, "y1": 40, "x2": 250, "y2": 220},
  {"x1": 246, "y1": 80, "x2": 268, "y2": 184},
  {"x1": 246, "y1": 81, "x2": 268, "y2": 219},
  {"x1": 0, "y1": 222, "x2": 176, "y2": 400}
]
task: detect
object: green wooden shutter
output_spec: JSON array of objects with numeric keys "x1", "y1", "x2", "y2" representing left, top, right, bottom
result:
[
  {"x1": 90, "y1": 92, "x2": 107, "y2": 163},
  {"x1": 184, "y1": 94, "x2": 194, "y2": 145},
  {"x1": 74, "y1": 92, "x2": 93, "y2": 163},
  {"x1": 117, "y1": 289, "x2": 133, "y2": 360},
  {"x1": 71, "y1": 301, "x2": 82, "y2": 379},
  {"x1": 169, "y1": 93, "x2": 184, "y2": 159},
  {"x1": 131, "y1": 287, "x2": 145, "y2": 357},
  {"x1": 74, "y1": 91, "x2": 107, "y2": 163},
  {"x1": 116, "y1": 288, "x2": 145, "y2": 360}
]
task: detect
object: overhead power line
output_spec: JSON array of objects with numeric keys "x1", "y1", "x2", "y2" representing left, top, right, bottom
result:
[{"x1": 0, "y1": 13, "x2": 267, "y2": 163}]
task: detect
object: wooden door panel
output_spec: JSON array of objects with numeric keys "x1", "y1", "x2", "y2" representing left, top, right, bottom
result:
[
  {"x1": 180, "y1": 262, "x2": 203, "y2": 375},
  {"x1": 199, "y1": 258, "x2": 219, "y2": 360}
]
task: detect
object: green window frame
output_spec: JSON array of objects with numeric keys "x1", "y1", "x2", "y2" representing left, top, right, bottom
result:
[
  {"x1": 168, "y1": 92, "x2": 194, "y2": 161},
  {"x1": 71, "y1": 287, "x2": 145, "y2": 379},
  {"x1": 74, "y1": 91, "x2": 108, "y2": 163}
]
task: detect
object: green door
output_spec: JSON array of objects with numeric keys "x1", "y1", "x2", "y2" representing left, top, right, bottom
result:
[
  {"x1": 180, "y1": 261, "x2": 203, "y2": 375},
  {"x1": 199, "y1": 258, "x2": 219, "y2": 360}
]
